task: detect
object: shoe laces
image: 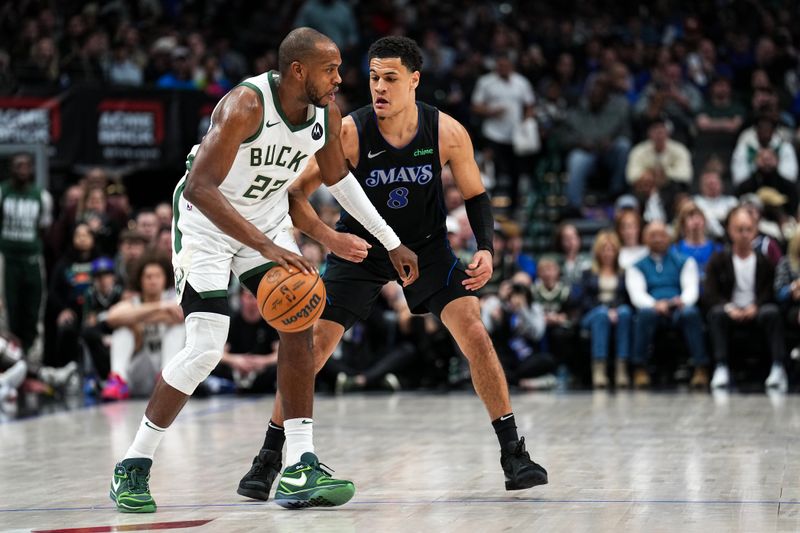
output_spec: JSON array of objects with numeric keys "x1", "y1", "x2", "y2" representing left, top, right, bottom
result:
[
  {"x1": 127, "y1": 468, "x2": 150, "y2": 494},
  {"x1": 510, "y1": 437, "x2": 530, "y2": 457},
  {"x1": 316, "y1": 462, "x2": 335, "y2": 477}
]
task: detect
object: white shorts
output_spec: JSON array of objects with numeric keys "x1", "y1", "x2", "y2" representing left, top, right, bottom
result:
[{"x1": 171, "y1": 184, "x2": 299, "y2": 303}]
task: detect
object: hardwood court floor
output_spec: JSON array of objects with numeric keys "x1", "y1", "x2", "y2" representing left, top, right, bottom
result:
[{"x1": 1, "y1": 391, "x2": 799, "y2": 533}]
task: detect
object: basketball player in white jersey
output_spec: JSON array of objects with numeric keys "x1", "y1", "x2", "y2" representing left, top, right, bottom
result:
[{"x1": 108, "y1": 28, "x2": 418, "y2": 513}]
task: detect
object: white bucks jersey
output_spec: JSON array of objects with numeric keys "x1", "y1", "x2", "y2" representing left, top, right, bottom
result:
[{"x1": 180, "y1": 70, "x2": 328, "y2": 231}]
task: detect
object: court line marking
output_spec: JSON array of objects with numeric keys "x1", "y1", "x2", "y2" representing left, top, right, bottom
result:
[
  {"x1": 3, "y1": 498, "x2": 800, "y2": 514},
  {"x1": 31, "y1": 518, "x2": 214, "y2": 533}
]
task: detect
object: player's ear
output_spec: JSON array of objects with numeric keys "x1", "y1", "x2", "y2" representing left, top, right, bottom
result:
[
  {"x1": 411, "y1": 71, "x2": 420, "y2": 90},
  {"x1": 290, "y1": 61, "x2": 305, "y2": 81}
]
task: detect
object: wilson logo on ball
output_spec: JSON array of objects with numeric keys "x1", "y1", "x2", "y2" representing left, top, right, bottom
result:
[{"x1": 281, "y1": 294, "x2": 322, "y2": 326}]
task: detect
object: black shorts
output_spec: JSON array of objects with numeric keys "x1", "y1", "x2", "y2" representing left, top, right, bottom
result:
[{"x1": 321, "y1": 233, "x2": 472, "y2": 330}]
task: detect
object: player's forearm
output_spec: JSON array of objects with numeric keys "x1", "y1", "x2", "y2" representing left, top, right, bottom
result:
[
  {"x1": 288, "y1": 187, "x2": 339, "y2": 246},
  {"x1": 184, "y1": 179, "x2": 269, "y2": 252},
  {"x1": 327, "y1": 173, "x2": 401, "y2": 250}
]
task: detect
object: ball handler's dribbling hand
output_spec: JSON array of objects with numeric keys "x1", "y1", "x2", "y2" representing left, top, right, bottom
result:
[
  {"x1": 388, "y1": 244, "x2": 419, "y2": 287},
  {"x1": 463, "y1": 250, "x2": 493, "y2": 291},
  {"x1": 260, "y1": 240, "x2": 317, "y2": 275}
]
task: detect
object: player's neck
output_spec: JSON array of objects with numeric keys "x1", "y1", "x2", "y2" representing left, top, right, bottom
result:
[
  {"x1": 375, "y1": 102, "x2": 418, "y2": 147},
  {"x1": 276, "y1": 80, "x2": 311, "y2": 126}
]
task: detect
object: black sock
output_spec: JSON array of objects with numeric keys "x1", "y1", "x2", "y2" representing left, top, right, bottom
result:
[
  {"x1": 262, "y1": 420, "x2": 285, "y2": 452},
  {"x1": 492, "y1": 413, "x2": 519, "y2": 449}
]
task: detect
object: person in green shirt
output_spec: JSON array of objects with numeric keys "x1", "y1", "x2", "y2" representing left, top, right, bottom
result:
[{"x1": 0, "y1": 153, "x2": 53, "y2": 354}]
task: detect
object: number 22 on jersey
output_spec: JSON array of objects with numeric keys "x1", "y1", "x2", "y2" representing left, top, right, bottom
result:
[{"x1": 243, "y1": 175, "x2": 288, "y2": 200}]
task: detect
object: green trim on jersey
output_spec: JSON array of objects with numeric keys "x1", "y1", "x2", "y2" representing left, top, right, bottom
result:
[
  {"x1": 238, "y1": 82, "x2": 266, "y2": 143},
  {"x1": 239, "y1": 261, "x2": 277, "y2": 283},
  {"x1": 267, "y1": 71, "x2": 317, "y2": 132},
  {"x1": 172, "y1": 181, "x2": 186, "y2": 253},
  {"x1": 198, "y1": 289, "x2": 228, "y2": 299},
  {"x1": 324, "y1": 105, "x2": 329, "y2": 145}
]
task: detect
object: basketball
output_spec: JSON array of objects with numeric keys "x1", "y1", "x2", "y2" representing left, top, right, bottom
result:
[{"x1": 256, "y1": 266, "x2": 326, "y2": 332}]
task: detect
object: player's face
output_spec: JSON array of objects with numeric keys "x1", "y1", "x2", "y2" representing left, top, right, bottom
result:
[
  {"x1": 369, "y1": 57, "x2": 420, "y2": 119},
  {"x1": 304, "y1": 44, "x2": 342, "y2": 107}
]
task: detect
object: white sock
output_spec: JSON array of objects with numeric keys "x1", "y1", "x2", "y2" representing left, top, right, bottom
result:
[
  {"x1": 284, "y1": 418, "x2": 314, "y2": 466},
  {"x1": 124, "y1": 416, "x2": 167, "y2": 460}
]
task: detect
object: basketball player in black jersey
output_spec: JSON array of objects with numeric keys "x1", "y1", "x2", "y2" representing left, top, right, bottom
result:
[{"x1": 237, "y1": 36, "x2": 547, "y2": 501}]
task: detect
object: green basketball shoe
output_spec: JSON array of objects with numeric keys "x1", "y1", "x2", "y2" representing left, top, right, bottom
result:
[
  {"x1": 274, "y1": 452, "x2": 355, "y2": 509},
  {"x1": 109, "y1": 458, "x2": 157, "y2": 513}
]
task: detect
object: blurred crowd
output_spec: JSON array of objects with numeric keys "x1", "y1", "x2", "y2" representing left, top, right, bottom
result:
[{"x1": 3, "y1": 0, "x2": 800, "y2": 415}]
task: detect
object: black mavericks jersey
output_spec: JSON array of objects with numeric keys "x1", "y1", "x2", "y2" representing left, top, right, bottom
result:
[{"x1": 337, "y1": 102, "x2": 445, "y2": 250}]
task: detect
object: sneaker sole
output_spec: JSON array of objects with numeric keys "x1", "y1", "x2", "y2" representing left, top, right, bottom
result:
[
  {"x1": 237, "y1": 485, "x2": 270, "y2": 501},
  {"x1": 109, "y1": 491, "x2": 156, "y2": 513},
  {"x1": 275, "y1": 485, "x2": 355, "y2": 509},
  {"x1": 505, "y1": 471, "x2": 548, "y2": 490}
]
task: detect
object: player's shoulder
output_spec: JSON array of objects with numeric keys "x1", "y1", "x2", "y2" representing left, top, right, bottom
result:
[
  {"x1": 437, "y1": 109, "x2": 469, "y2": 141},
  {"x1": 216, "y1": 83, "x2": 263, "y2": 121}
]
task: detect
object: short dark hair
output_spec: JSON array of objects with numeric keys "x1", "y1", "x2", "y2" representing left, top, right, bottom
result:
[
  {"x1": 278, "y1": 27, "x2": 334, "y2": 74},
  {"x1": 368, "y1": 36, "x2": 423, "y2": 73}
]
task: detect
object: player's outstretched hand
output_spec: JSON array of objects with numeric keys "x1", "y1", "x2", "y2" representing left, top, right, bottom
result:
[
  {"x1": 261, "y1": 240, "x2": 317, "y2": 275},
  {"x1": 331, "y1": 233, "x2": 371, "y2": 263},
  {"x1": 464, "y1": 250, "x2": 493, "y2": 291},
  {"x1": 388, "y1": 245, "x2": 419, "y2": 287}
]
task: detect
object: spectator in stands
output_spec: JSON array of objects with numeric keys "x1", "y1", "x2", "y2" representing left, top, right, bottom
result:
[
  {"x1": 532, "y1": 257, "x2": 577, "y2": 379},
  {"x1": 694, "y1": 77, "x2": 745, "y2": 168},
  {"x1": 630, "y1": 165, "x2": 684, "y2": 224},
  {"x1": 212, "y1": 287, "x2": 278, "y2": 393},
  {"x1": 693, "y1": 167, "x2": 738, "y2": 239},
  {"x1": 81, "y1": 257, "x2": 123, "y2": 385},
  {"x1": 615, "y1": 204, "x2": 648, "y2": 270},
  {"x1": 626, "y1": 221, "x2": 709, "y2": 389},
  {"x1": 114, "y1": 229, "x2": 147, "y2": 288},
  {"x1": 294, "y1": 0, "x2": 358, "y2": 53},
  {"x1": 731, "y1": 114, "x2": 798, "y2": 186},
  {"x1": 102, "y1": 254, "x2": 185, "y2": 400},
  {"x1": 554, "y1": 222, "x2": 591, "y2": 288},
  {"x1": 705, "y1": 207, "x2": 787, "y2": 391},
  {"x1": 471, "y1": 54, "x2": 535, "y2": 210},
  {"x1": 740, "y1": 194, "x2": 784, "y2": 266},
  {"x1": 156, "y1": 46, "x2": 198, "y2": 90},
  {"x1": 194, "y1": 54, "x2": 232, "y2": 98},
  {"x1": 62, "y1": 30, "x2": 108, "y2": 84},
  {"x1": 155, "y1": 226, "x2": 172, "y2": 259},
  {"x1": 134, "y1": 209, "x2": 159, "y2": 245},
  {"x1": 46, "y1": 222, "x2": 96, "y2": 368},
  {"x1": 626, "y1": 117, "x2": 692, "y2": 190},
  {"x1": 635, "y1": 62, "x2": 702, "y2": 145},
  {"x1": 579, "y1": 230, "x2": 632, "y2": 389},
  {"x1": 671, "y1": 201, "x2": 722, "y2": 285},
  {"x1": 108, "y1": 42, "x2": 143, "y2": 86},
  {"x1": 736, "y1": 146, "x2": 799, "y2": 216},
  {"x1": 486, "y1": 280, "x2": 556, "y2": 391},
  {"x1": 0, "y1": 153, "x2": 53, "y2": 356},
  {"x1": 775, "y1": 229, "x2": 800, "y2": 361},
  {"x1": 561, "y1": 73, "x2": 631, "y2": 210},
  {"x1": 16, "y1": 36, "x2": 59, "y2": 87},
  {"x1": 0, "y1": 336, "x2": 25, "y2": 405},
  {"x1": 76, "y1": 186, "x2": 119, "y2": 255},
  {"x1": 154, "y1": 202, "x2": 172, "y2": 229},
  {"x1": 0, "y1": 49, "x2": 17, "y2": 95}
]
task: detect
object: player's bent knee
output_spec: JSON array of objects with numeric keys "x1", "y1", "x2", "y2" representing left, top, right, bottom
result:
[{"x1": 162, "y1": 312, "x2": 230, "y2": 395}]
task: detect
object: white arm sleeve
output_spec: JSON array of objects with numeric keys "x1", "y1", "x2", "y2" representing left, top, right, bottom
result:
[
  {"x1": 326, "y1": 172, "x2": 401, "y2": 251},
  {"x1": 680, "y1": 257, "x2": 699, "y2": 307},
  {"x1": 626, "y1": 266, "x2": 656, "y2": 309}
]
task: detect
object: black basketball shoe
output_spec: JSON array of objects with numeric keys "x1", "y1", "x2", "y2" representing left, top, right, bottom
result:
[
  {"x1": 501, "y1": 437, "x2": 548, "y2": 490},
  {"x1": 237, "y1": 449, "x2": 282, "y2": 501}
]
